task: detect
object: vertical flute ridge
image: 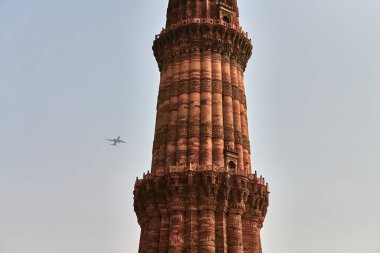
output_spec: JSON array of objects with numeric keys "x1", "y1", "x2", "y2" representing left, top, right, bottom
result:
[
  {"x1": 212, "y1": 50, "x2": 224, "y2": 167},
  {"x1": 151, "y1": 71, "x2": 164, "y2": 174},
  {"x1": 237, "y1": 63, "x2": 251, "y2": 174},
  {"x1": 166, "y1": 53, "x2": 181, "y2": 167},
  {"x1": 200, "y1": 49, "x2": 213, "y2": 166},
  {"x1": 176, "y1": 49, "x2": 190, "y2": 165},
  {"x1": 188, "y1": 48, "x2": 201, "y2": 164},
  {"x1": 231, "y1": 55, "x2": 244, "y2": 172},
  {"x1": 222, "y1": 52, "x2": 235, "y2": 150}
]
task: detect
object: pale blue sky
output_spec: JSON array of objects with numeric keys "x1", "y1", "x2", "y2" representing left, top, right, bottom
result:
[{"x1": 1, "y1": 0, "x2": 379, "y2": 253}]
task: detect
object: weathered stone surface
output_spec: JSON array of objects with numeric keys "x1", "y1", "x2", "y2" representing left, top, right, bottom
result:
[
  {"x1": 135, "y1": 1, "x2": 269, "y2": 252},
  {"x1": 134, "y1": 171, "x2": 269, "y2": 253}
]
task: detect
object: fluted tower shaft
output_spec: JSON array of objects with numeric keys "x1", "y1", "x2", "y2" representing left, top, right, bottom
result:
[
  {"x1": 134, "y1": 1, "x2": 269, "y2": 253},
  {"x1": 153, "y1": 0, "x2": 252, "y2": 176}
]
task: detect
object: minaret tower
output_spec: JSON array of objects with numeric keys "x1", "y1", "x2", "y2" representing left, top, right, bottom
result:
[{"x1": 134, "y1": 1, "x2": 269, "y2": 252}]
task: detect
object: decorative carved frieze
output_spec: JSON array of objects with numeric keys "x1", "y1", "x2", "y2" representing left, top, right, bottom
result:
[
  {"x1": 189, "y1": 79, "x2": 201, "y2": 93},
  {"x1": 242, "y1": 220, "x2": 257, "y2": 232},
  {"x1": 230, "y1": 54, "x2": 238, "y2": 61},
  {"x1": 240, "y1": 91, "x2": 247, "y2": 109},
  {"x1": 224, "y1": 127, "x2": 235, "y2": 142},
  {"x1": 153, "y1": 24, "x2": 253, "y2": 72},
  {"x1": 200, "y1": 123, "x2": 212, "y2": 137},
  {"x1": 158, "y1": 87, "x2": 170, "y2": 102},
  {"x1": 188, "y1": 122, "x2": 200, "y2": 138},
  {"x1": 134, "y1": 169, "x2": 269, "y2": 251},
  {"x1": 234, "y1": 130, "x2": 242, "y2": 145},
  {"x1": 212, "y1": 80, "x2": 223, "y2": 94},
  {"x1": 242, "y1": 135, "x2": 250, "y2": 151},
  {"x1": 201, "y1": 79, "x2": 212, "y2": 93},
  {"x1": 223, "y1": 82, "x2": 233, "y2": 97},
  {"x1": 212, "y1": 124, "x2": 224, "y2": 139},
  {"x1": 232, "y1": 86, "x2": 240, "y2": 100},
  {"x1": 223, "y1": 45, "x2": 233, "y2": 55}
]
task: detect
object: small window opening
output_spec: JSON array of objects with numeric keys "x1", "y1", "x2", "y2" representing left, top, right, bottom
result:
[
  {"x1": 223, "y1": 16, "x2": 231, "y2": 24},
  {"x1": 228, "y1": 161, "x2": 236, "y2": 174}
]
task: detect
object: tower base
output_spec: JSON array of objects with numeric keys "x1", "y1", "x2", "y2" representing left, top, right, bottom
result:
[{"x1": 134, "y1": 169, "x2": 269, "y2": 253}]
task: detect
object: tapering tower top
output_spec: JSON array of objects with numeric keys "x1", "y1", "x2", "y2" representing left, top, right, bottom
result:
[{"x1": 166, "y1": 0, "x2": 240, "y2": 28}]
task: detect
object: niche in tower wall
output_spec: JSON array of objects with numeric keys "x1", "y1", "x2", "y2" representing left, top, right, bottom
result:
[{"x1": 224, "y1": 148, "x2": 239, "y2": 174}]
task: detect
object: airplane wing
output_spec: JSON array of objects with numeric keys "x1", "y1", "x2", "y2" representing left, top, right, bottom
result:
[
  {"x1": 120, "y1": 140, "x2": 126, "y2": 143},
  {"x1": 106, "y1": 139, "x2": 114, "y2": 141}
]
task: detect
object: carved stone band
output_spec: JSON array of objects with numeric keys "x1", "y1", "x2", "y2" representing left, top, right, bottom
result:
[
  {"x1": 223, "y1": 82, "x2": 232, "y2": 97},
  {"x1": 240, "y1": 93, "x2": 247, "y2": 109},
  {"x1": 189, "y1": 79, "x2": 201, "y2": 93},
  {"x1": 153, "y1": 24, "x2": 253, "y2": 72},
  {"x1": 232, "y1": 86, "x2": 240, "y2": 100},
  {"x1": 188, "y1": 123, "x2": 200, "y2": 138},
  {"x1": 158, "y1": 87, "x2": 171, "y2": 102},
  {"x1": 212, "y1": 124, "x2": 224, "y2": 139},
  {"x1": 242, "y1": 135, "x2": 250, "y2": 150},
  {"x1": 200, "y1": 123, "x2": 212, "y2": 137},
  {"x1": 153, "y1": 129, "x2": 168, "y2": 146},
  {"x1": 201, "y1": 79, "x2": 212, "y2": 93},
  {"x1": 212, "y1": 81, "x2": 223, "y2": 94},
  {"x1": 234, "y1": 130, "x2": 242, "y2": 145},
  {"x1": 224, "y1": 127, "x2": 235, "y2": 142}
]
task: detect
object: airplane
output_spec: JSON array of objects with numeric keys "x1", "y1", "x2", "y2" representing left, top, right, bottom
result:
[{"x1": 106, "y1": 136, "x2": 126, "y2": 146}]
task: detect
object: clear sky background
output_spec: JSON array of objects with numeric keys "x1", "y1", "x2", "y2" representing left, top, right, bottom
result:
[{"x1": 1, "y1": 0, "x2": 379, "y2": 252}]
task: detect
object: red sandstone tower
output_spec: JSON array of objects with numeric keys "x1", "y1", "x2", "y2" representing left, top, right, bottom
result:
[{"x1": 134, "y1": 1, "x2": 269, "y2": 252}]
